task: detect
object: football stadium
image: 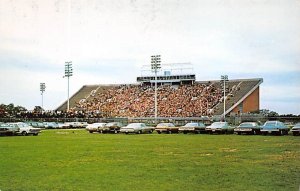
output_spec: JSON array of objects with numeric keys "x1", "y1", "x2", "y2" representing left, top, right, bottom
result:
[
  {"x1": 1, "y1": 1, "x2": 300, "y2": 191},
  {"x1": 57, "y1": 64, "x2": 262, "y2": 119},
  {"x1": 1, "y1": 62, "x2": 299, "y2": 191}
]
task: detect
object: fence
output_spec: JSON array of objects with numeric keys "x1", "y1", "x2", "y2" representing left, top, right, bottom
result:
[{"x1": 1, "y1": 115, "x2": 299, "y2": 126}]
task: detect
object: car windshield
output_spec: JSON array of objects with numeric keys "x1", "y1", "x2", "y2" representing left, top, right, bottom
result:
[
  {"x1": 184, "y1": 123, "x2": 198, "y2": 127},
  {"x1": 106, "y1": 123, "x2": 117, "y2": 127},
  {"x1": 157, "y1": 123, "x2": 174, "y2": 127},
  {"x1": 127, "y1": 123, "x2": 144, "y2": 128},
  {"x1": 211, "y1": 122, "x2": 227, "y2": 128},
  {"x1": 95, "y1": 123, "x2": 106, "y2": 126},
  {"x1": 17, "y1": 123, "x2": 29, "y2": 127},
  {"x1": 239, "y1": 123, "x2": 254, "y2": 128},
  {"x1": 264, "y1": 121, "x2": 277, "y2": 126},
  {"x1": 294, "y1": 123, "x2": 300, "y2": 127}
]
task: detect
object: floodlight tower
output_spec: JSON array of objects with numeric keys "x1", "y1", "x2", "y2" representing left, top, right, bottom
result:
[
  {"x1": 151, "y1": 55, "x2": 161, "y2": 120},
  {"x1": 221, "y1": 75, "x2": 229, "y2": 121},
  {"x1": 40, "y1": 83, "x2": 46, "y2": 109},
  {"x1": 64, "y1": 61, "x2": 73, "y2": 112}
]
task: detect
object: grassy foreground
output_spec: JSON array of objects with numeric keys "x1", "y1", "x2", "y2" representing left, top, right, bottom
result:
[{"x1": 0, "y1": 130, "x2": 299, "y2": 191}]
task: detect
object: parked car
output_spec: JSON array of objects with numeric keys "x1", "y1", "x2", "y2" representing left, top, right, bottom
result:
[
  {"x1": 234, "y1": 122, "x2": 261, "y2": 135},
  {"x1": 86, "y1": 123, "x2": 107, "y2": 133},
  {"x1": 26, "y1": 121, "x2": 45, "y2": 129},
  {"x1": 205, "y1": 122, "x2": 234, "y2": 134},
  {"x1": 120, "y1": 123, "x2": 154, "y2": 134},
  {"x1": 260, "y1": 121, "x2": 289, "y2": 135},
  {"x1": 43, "y1": 122, "x2": 59, "y2": 129},
  {"x1": 9, "y1": 122, "x2": 41, "y2": 136},
  {"x1": 0, "y1": 123, "x2": 20, "y2": 136},
  {"x1": 291, "y1": 123, "x2": 300, "y2": 136},
  {"x1": 61, "y1": 122, "x2": 87, "y2": 128},
  {"x1": 57, "y1": 122, "x2": 67, "y2": 129},
  {"x1": 178, "y1": 122, "x2": 206, "y2": 134},
  {"x1": 155, "y1": 123, "x2": 178, "y2": 134},
  {"x1": 100, "y1": 122, "x2": 124, "y2": 134},
  {"x1": 79, "y1": 122, "x2": 88, "y2": 128}
]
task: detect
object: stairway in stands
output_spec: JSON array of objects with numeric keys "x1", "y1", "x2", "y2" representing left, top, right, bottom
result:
[{"x1": 56, "y1": 85, "x2": 99, "y2": 111}]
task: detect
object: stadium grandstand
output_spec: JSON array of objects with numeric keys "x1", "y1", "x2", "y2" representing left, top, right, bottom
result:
[{"x1": 56, "y1": 63, "x2": 263, "y2": 118}]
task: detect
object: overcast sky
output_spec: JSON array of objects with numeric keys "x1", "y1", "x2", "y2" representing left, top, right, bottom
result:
[{"x1": 0, "y1": 0, "x2": 299, "y2": 114}]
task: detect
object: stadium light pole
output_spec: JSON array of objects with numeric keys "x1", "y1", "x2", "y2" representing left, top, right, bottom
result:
[
  {"x1": 64, "y1": 61, "x2": 73, "y2": 112},
  {"x1": 40, "y1": 83, "x2": 46, "y2": 109},
  {"x1": 151, "y1": 55, "x2": 161, "y2": 121},
  {"x1": 221, "y1": 75, "x2": 228, "y2": 121}
]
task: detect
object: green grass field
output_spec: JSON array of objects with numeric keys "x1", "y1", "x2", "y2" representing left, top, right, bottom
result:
[{"x1": 0, "y1": 130, "x2": 299, "y2": 191}]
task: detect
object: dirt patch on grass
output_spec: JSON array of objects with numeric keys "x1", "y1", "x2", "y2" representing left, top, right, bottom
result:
[
  {"x1": 269, "y1": 151, "x2": 299, "y2": 161},
  {"x1": 220, "y1": 148, "x2": 238, "y2": 152}
]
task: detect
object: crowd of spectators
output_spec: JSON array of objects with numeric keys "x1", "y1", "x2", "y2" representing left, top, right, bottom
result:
[
  {"x1": 0, "y1": 83, "x2": 224, "y2": 119},
  {"x1": 73, "y1": 83, "x2": 223, "y2": 118}
]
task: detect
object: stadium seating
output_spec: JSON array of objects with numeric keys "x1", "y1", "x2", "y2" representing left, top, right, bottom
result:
[
  {"x1": 56, "y1": 85, "x2": 100, "y2": 111},
  {"x1": 57, "y1": 79, "x2": 262, "y2": 118}
]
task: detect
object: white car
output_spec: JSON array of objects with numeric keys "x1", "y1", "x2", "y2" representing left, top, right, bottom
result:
[
  {"x1": 205, "y1": 122, "x2": 234, "y2": 134},
  {"x1": 61, "y1": 122, "x2": 87, "y2": 129},
  {"x1": 291, "y1": 123, "x2": 300, "y2": 136},
  {"x1": 120, "y1": 123, "x2": 154, "y2": 134},
  {"x1": 9, "y1": 122, "x2": 41, "y2": 136},
  {"x1": 86, "y1": 123, "x2": 107, "y2": 133}
]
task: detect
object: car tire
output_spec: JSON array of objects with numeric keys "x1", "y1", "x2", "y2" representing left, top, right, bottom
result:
[
  {"x1": 33, "y1": 133, "x2": 38, "y2": 136},
  {"x1": 22, "y1": 131, "x2": 27, "y2": 136},
  {"x1": 262, "y1": 132, "x2": 267, "y2": 136},
  {"x1": 183, "y1": 131, "x2": 187, "y2": 134},
  {"x1": 168, "y1": 130, "x2": 172, "y2": 134},
  {"x1": 157, "y1": 131, "x2": 161, "y2": 134},
  {"x1": 89, "y1": 131, "x2": 93, "y2": 133},
  {"x1": 237, "y1": 132, "x2": 241, "y2": 135},
  {"x1": 138, "y1": 130, "x2": 142, "y2": 134},
  {"x1": 114, "y1": 130, "x2": 118, "y2": 134}
]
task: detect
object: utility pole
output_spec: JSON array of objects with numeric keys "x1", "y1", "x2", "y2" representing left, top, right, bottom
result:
[
  {"x1": 221, "y1": 75, "x2": 228, "y2": 121},
  {"x1": 151, "y1": 55, "x2": 161, "y2": 121},
  {"x1": 64, "y1": 61, "x2": 73, "y2": 112},
  {"x1": 40, "y1": 83, "x2": 46, "y2": 109}
]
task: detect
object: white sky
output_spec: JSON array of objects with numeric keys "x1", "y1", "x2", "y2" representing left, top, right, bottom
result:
[{"x1": 0, "y1": 0, "x2": 299, "y2": 114}]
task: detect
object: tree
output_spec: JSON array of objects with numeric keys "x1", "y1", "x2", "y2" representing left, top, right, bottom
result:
[{"x1": 259, "y1": 109, "x2": 279, "y2": 117}]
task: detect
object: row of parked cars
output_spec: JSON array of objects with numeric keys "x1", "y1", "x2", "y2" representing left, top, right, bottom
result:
[
  {"x1": 0, "y1": 121, "x2": 90, "y2": 136},
  {"x1": 86, "y1": 121, "x2": 300, "y2": 136},
  {"x1": 26, "y1": 121, "x2": 88, "y2": 129},
  {"x1": 0, "y1": 122, "x2": 41, "y2": 136},
  {"x1": 1, "y1": 120, "x2": 299, "y2": 137}
]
